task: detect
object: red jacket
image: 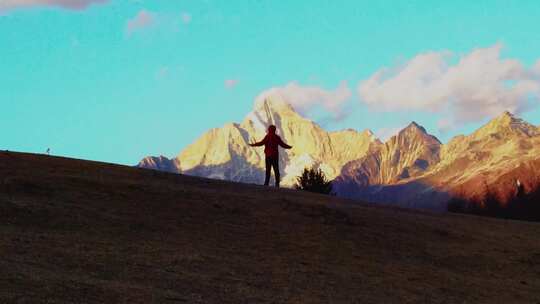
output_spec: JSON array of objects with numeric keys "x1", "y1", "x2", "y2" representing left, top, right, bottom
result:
[{"x1": 252, "y1": 133, "x2": 292, "y2": 158}]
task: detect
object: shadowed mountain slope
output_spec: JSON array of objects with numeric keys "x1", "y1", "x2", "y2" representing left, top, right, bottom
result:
[{"x1": 2, "y1": 151, "x2": 540, "y2": 303}]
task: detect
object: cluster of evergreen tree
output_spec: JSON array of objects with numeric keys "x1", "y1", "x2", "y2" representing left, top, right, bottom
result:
[{"x1": 448, "y1": 182, "x2": 540, "y2": 222}]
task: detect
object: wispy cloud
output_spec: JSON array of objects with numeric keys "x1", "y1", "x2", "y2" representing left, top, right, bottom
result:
[
  {"x1": 257, "y1": 81, "x2": 352, "y2": 121},
  {"x1": 359, "y1": 44, "x2": 540, "y2": 128},
  {"x1": 126, "y1": 10, "x2": 154, "y2": 35},
  {"x1": 0, "y1": 0, "x2": 108, "y2": 11},
  {"x1": 375, "y1": 125, "x2": 405, "y2": 142},
  {"x1": 156, "y1": 66, "x2": 169, "y2": 79},
  {"x1": 181, "y1": 12, "x2": 191, "y2": 24},
  {"x1": 224, "y1": 79, "x2": 238, "y2": 89},
  {"x1": 437, "y1": 118, "x2": 453, "y2": 134}
]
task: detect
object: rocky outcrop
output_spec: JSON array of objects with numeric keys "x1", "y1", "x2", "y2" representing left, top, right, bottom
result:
[
  {"x1": 137, "y1": 156, "x2": 180, "y2": 174},
  {"x1": 337, "y1": 122, "x2": 441, "y2": 186}
]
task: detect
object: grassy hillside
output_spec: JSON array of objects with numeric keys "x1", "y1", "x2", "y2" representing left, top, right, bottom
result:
[{"x1": 1, "y1": 151, "x2": 540, "y2": 303}]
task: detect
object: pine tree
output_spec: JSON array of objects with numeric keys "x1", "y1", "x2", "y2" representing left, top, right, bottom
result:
[{"x1": 294, "y1": 167, "x2": 333, "y2": 195}]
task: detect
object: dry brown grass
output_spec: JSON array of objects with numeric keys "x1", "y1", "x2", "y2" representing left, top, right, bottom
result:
[{"x1": 1, "y1": 151, "x2": 540, "y2": 303}]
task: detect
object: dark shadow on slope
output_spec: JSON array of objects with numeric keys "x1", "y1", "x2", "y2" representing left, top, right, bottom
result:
[
  {"x1": 333, "y1": 178, "x2": 452, "y2": 212},
  {"x1": 448, "y1": 181, "x2": 540, "y2": 222}
]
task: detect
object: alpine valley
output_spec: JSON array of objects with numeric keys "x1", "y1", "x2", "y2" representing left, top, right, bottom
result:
[{"x1": 138, "y1": 93, "x2": 540, "y2": 211}]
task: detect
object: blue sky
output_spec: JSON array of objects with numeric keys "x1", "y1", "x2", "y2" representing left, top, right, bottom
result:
[{"x1": 2, "y1": 0, "x2": 540, "y2": 165}]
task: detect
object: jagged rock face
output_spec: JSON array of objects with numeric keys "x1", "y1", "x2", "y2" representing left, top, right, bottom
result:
[
  {"x1": 141, "y1": 93, "x2": 380, "y2": 186},
  {"x1": 335, "y1": 111, "x2": 540, "y2": 210},
  {"x1": 234, "y1": 95, "x2": 380, "y2": 185},
  {"x1": 426, "y1": 111, "x2": 540, "y2": 201},
  {"x1": 333, "y1": 122, "x2": 443, "y2": 209},
  {"x1": 337, "y1": 122, "x2": 441, "y2": 186},
  {"x1": 137, "y1": 156, "x2": 180, "y2": 174}
]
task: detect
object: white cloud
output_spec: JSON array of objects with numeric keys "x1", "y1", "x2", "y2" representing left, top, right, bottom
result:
[
  {"x1": 224, "y1": 79, "x2": 238, "y2": 89},
  {"x1": 257, "y1": 81, "x2": 352, "y2": 121},
  {"x1": 126, "y1": 10, "x2": 154, "y2": 35},
  {"x1": 534, "y1": 59, "x2": 540, "y2": 75},
  {"x1": 359, "y1": 44, "x2": 540, "y2": 127},
  {"x1": 0, "y1": 0, "x2": 108, "y2": 11},
  {"x1": 156, "y1": 66, "x2": 169, "y2": 79},
  {"x1": 181, "y1": 12, "x2": 191, "y2": 24},
  {"x1": 437, "y1": 118, "x2": 453, "y2": 134}
]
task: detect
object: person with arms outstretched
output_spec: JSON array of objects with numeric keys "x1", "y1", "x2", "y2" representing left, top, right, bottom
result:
[{"x1": 249, "y1": 125, "x2": 292, "y2": 188}]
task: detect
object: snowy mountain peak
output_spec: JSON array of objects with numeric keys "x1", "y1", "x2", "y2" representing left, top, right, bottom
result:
[
  {"x1": 140, "y1": 90, "x2": 380, "y2": 187},
  {"x1": 475, "y1": 111, "x2": 538, "y2": 138},
  {"x1": 492, "y1": 111, "x2": 519, "y2": 126},
  {"x1": 362, "y1": 129, "x2": 379, "y2": 142},
  {"x1": 401, "y1": 121, "x2": 427, "y2": 134},
  {"x1": 395, "y1": 121, "x2": 441, "y2": 145},
  {"x1": 137, "y1": 156, "x2": 180, "y2": 173},
  {"x1": 253, "y1": 93, "x2": 296, "y2": 114},
  {"x1": 242, "y1": 93, "x2": 304, "y2": 133}
]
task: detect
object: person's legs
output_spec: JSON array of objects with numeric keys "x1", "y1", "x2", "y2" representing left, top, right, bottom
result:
[
  {"x1": 272, "y1": 158, "x2": 280, "y2": 187},
  {"x1": 264, "y1": 157, "x2": 271, "y2": 186}
]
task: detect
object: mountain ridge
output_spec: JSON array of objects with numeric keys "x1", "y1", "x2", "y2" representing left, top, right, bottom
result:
[
  {"x1": 139, "y1": 98, "x2": 540, "y2": 211},
  {"x1": 334, "y1": 110, "x2": 540, "y2": 210}
]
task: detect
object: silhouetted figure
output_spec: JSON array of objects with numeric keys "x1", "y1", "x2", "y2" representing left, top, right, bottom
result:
[
  {"x1": 249, "y1": 125, "x2": 292, "y2": 187},
  {"x1": 46, "y1": 148, "x2": 50, "y2": 155}
]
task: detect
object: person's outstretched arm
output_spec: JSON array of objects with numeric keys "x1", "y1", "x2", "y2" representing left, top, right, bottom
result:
[
  {"x1": 249, "y1": 135, "x2": 267, "y2": 147},
  {"x1": 278, "y1": 137, "x2": 292, "y2": 149}
]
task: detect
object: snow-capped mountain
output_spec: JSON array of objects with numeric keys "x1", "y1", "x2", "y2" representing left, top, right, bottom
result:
[{"x1": 139, "y1": 92, "x2": 379, "y2": 186}]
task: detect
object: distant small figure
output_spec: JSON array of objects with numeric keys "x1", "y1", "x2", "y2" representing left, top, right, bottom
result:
[
  {"x1": 249, "y1": 125, "x2": 292, "y2": 187},
  {"x1": 515, "y1": 178, "x2": 525, "y2": 198},
  {"x1": 46, "y1": 148, "x2": 50, "y2": 155}
]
